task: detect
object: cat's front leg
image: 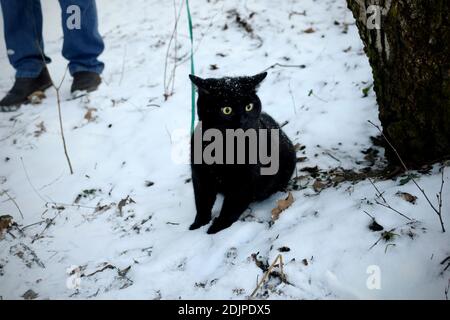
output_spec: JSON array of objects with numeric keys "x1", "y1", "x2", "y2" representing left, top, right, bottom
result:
[
  {"x1": 189, "y1": 172, "x2": 217, "y2": 230},
  {"x1": 207, "y1": 191, "x2": 252, "y2": 234}
]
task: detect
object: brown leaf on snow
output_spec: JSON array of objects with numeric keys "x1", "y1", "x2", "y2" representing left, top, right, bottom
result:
[
  {"x1": 22, "y1": 289, "x2": 38, "y2": 300},
  {"x1": 312, "y1": 179, "x2": 326, "y2": 193},
  {"x1": 0, "y1": 214, "x2": 13, "y2": 234},
  {"x1": 28, "y1": 91, "x2": 46, "y2": 105},
  {"x1": 34, "y1": 121, "x2": 46, "y2": 137},
  {"x1": 117, "y1": 196, "x2": 136, "y2": 215},
  {"x1": 84, "y1": 108, "x2": 98, "y2": 122},
  {"x1": 294, "y1": 143, "x2": 305, "y2": 152},
  {"x1": 303, "y1": 27, "x2": 316, "y2": 33},
  {"x1": 271, "y1": 192, "x2": 294, "y2": 221},
  {"x1": 396, "y1": 191, "x2": 418, "y2": 204},
  {"x1": 343, "y1": 46, "x2": 352, "y2": 53},
  {"x1": 94, "y1": 202, "x2": 114, "y2": 213}
]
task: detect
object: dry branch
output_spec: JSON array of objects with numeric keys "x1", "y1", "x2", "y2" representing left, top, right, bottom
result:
[
  {"x1": 368, "y1": 120, "x2": 445, "y2": 232},
  {"x1": 250, "y1": 254, "x2": 285, "y2": 298},
  {"x1": 1, "y1": 190, "x2": 24, "y2": 219},
  {"x1": 368, "y1": 177, "x2": 412, "y2": 221}
]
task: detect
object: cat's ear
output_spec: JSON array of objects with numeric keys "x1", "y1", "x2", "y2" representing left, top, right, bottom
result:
[
  {"x1": 249, "y1": 72, "x2": 267, "y2": 89},
  {"x1": 189, "y1": 75, "x2": 210, "y2": 94}
]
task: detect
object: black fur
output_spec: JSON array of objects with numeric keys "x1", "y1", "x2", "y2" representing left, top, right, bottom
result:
[{"x1": 189, "y1": 72, "x2": 296, "y2": 234}]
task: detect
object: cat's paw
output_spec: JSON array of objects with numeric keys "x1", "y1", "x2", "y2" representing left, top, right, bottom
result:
[
  {"x1": 207, "y1": 219, "x2": 231, "y2": 234},
  {"x1": 189, "y1": 219, "x2": 210, "y2": 230}
]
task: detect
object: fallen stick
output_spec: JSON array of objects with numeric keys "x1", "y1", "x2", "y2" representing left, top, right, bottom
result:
[{"x1": 250, "y1": 254, "x2": 285, "y2": 298}]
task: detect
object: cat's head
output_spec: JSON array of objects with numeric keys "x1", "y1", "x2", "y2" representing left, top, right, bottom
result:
[{"x1": 189, "y1": 72, "x2": 267, "y2": 129}]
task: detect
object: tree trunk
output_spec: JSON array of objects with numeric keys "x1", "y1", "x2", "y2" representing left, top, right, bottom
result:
[{"x1": 346, "y1": 0, "x2": 450, "y2": 166}]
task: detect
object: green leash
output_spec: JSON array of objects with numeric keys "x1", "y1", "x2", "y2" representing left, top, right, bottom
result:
[{"x1": 186, "y1": 0, "x2": 196, "y2": 133}]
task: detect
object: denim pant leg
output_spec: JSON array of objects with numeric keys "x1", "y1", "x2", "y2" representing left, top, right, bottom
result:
[
  {"x1": 58, "y1": 0, "x2": 104, "y2": 76},
  {"x1": 0, "y1": 0, "x2": 51, "y2": 78}
]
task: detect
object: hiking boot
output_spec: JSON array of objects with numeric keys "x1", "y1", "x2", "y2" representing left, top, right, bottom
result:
[
  {"x1": 71, "y1": 71, "x2": 101, "y2": 95},
  {"x1": 0, "y1": 67, "x2": 52, "y2": 112}
]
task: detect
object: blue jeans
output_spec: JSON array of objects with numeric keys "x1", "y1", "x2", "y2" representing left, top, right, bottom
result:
[{"x1": 0, "y1": 0, "x2": 104, "y2": 78}]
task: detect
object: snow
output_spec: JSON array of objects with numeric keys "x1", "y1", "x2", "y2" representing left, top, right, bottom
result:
[{"x1": 0, "y1": 0, "x2": 449, "y2": 300}]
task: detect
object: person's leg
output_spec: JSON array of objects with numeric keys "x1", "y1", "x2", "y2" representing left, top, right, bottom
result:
[
  {"x1": 58, "y1": 0, "x2": 104, "y2": 76},
  {"x1": 0, "y1": 0, "x2": 51, "y2": 78},
  {"x1": 0, "y1": 0, "x2": 52, "y2": 111}
]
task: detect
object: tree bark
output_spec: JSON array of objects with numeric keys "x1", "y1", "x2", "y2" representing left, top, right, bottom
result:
[{"x1": 346, "y1": 0, "x2": 450, "y2": 166}]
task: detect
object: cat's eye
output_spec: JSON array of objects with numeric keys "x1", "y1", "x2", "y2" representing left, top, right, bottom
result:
[
  {"x1": 222, "y1": 106, "x2": 232, "y2": 115},
  {"x1": 245, "y1": 103, "x2": 254, "y2": 112}
]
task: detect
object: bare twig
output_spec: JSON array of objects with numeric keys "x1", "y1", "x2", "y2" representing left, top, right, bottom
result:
[
  {"x1": 279, "y1": 255, "x2": 284, "y2": 280},
  {"x1": 288, "y1": 80, "x2": 297, "y2": 115},
  {"x1": 441, "y1": 256, "x2": 450, "y2": 272},
  {"x1": 363, "y1": 210, "x2": 374, "y2": 219},
  {"x1": 20, "y1": 219, "x2": 47, "y2": 230},
  {"x1": 437, "y1": 167, "x2": 445, "y2": 224},
  {"x1": 83, "y1": 263, "x2": 115, "y2": 277},
  {"x1": 20, "y1": 157, "x2": 49, "y2": 203},
  {"x1": 174, "y1": 5, "x2": 224, "y2": 68},
  {"x1": 368, "y1": 178, "x2": 412, "y2": 221},
  {"x1": 250, "y1": 254, "x2": 285, "y2": 298},
  {"x1": 368, "y1": 120, "x2": 445, "y2": 232},
  {"x1": 46, "y1": 202, "x2": 96, "y2": 210},
  {"x1": 31, "y1": 212, "x2": 61, "y2": 244},
  {"x1": 368, "y1": 228, "x2": 396, "y2": 250},
  {"x1": 36, "y1": 40, "x2": 74, "y2": 174},
  {"x1": 323, "y1": 150, "x2": 341, "y2": 163},
  {"x1": 118, "y1": 45, "x2": 127, "y2": 86},
  {"x1": 163, "y1": 0, "x2": 184, "y2": 100},
  {"x1": 55, "y1": 66, "x2": 74, "y2": 174},
  {"x1": 261, "y1": 63, "x2": 306, "y2": 73},
  {"x1": 21, "y1": 158, "x2": 93, "y2": 211},
  {"x1": 445, "y1": 279, "x2": 449, "y2": 300},
  {"x1": 1, "y1": 190, "x2": 24, "y2": 219}
]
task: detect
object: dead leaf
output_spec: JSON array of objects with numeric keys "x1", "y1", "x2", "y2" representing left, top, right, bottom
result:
[
  {"x1": 117, "y1": 196, "x2": 136, "y2": 215},
  {"x1": 22, "y1": 289, "x2": 38, "y2": 300},
  {"x1": 303, "y1": 27, "x2": 315, "y2": 33},
  {"x1": 396, "y1": 191, "x2": 417, "y2": 204},
  {"x1": 84, "y1": 108, "x2": 98, "y2": 122},
  {"x1": 271, "y1": 192, "x2": 294, "y2": 220},
  {"x1": 331, "y1": 175, "x2": 345, "y2": 184},
  {"x1": 94, "y1": 202, "x2": 114, "y2": 213},
  {"x1": 118, "y1": 265, "x2": 131, "y2": 277},
  {"x1": 145, "y1": 181, "x2": 155, "y2": 187},
  {"x1": 34, "y1": 121, "x2": 46, "y2": 137},
  {"x1": 312, "y1": 179, "x2": 326, "y2": 193},
  {"x1": 0, "y1": 215, "x2": 13, "y2": 234},
  {"x1": 300, "y1": 166, "x2": 319, "y2": 175},
  {"x1": 10, "y1": 243, "x2": 45, "y2": 268},
  {"x1": 369, "y1": 219, "x2": 384, "y2": 232},
  {"x1": 294, "y1": 143, "x2": 305, "y2": 151},
  {"x1": 28, "y1": 91, "x2": 46, "y2": 105}
]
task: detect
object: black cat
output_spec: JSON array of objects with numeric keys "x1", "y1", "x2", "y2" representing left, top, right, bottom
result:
[{"x1": 189, "y1": 72, "x2": 296, "y2": 234}]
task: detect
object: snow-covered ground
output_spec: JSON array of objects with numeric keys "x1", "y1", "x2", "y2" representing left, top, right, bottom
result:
[{"x1": 0, "y1": 0, "x2": 449, "y2": 300}]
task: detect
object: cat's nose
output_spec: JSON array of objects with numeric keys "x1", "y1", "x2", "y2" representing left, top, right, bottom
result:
[{"x1": 240, "y1": 117, "x2": 249, "y2": 126}]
